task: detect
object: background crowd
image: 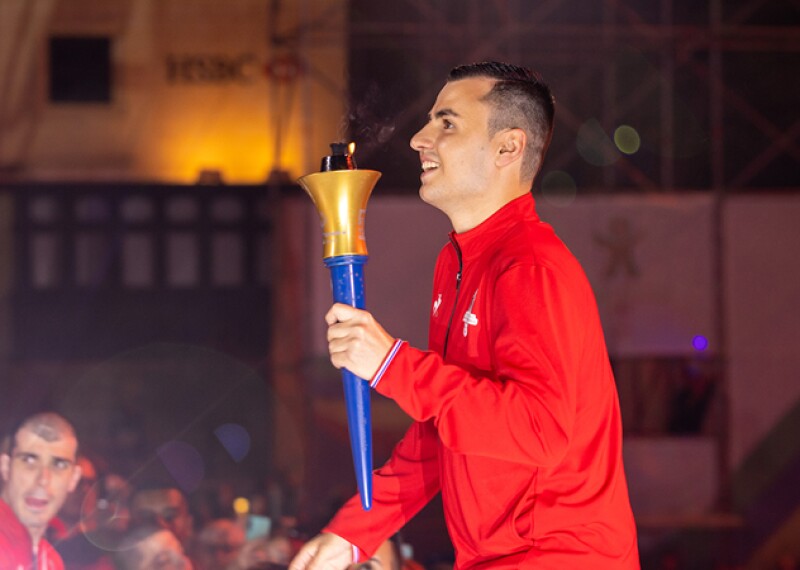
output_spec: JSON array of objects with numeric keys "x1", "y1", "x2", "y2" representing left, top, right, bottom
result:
[{"x1": 0, "y1": 411, "x2": 433, "y2": 570}]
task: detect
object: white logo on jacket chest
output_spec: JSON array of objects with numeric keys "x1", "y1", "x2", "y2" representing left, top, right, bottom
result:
[
  {"x1": 462, "y1": 289, "x2": 479, "y2": 336},
  {"x1": 433, "y1": 293, "x2": 442, "y2": 317}
]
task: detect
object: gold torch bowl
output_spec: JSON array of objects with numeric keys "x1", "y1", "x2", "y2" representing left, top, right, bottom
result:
[{"x1": 297, "y1": 169, "x2": 382, "y2": 259}]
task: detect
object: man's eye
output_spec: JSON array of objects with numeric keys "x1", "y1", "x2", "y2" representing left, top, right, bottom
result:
[
  {"x1": 53, "y1": 459, "x2": 71, "y2": 470},
  {"x1": 443, "y1": 119, "x2": 454, "y2": 130}
]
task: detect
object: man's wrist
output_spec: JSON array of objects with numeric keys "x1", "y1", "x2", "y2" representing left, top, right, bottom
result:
[{"x1": 370, "y1": 339, "x2": 405, "y2": 389}]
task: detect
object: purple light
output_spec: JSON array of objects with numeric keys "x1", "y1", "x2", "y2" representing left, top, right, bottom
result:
[
  {"x1": 156, "y1": 441, "x2": 205, "y2": 493},
  {"x1": 692, "y1": 335, "x2": 709, "y2": 351},
  {"x1": 214, "y1": 423, "x2": 251, "y2": 463}
]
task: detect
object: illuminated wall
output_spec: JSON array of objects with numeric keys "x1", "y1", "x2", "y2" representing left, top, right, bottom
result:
[{"x1": 0, "y1": 0, "x2": 346, "y2": 183}]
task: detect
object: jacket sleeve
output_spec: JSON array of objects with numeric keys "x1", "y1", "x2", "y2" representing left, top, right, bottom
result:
[
  {"x1": 374, "y1": 263, "x2": 585, "y2": 468},
  {"x1": 324, "y1": 418, "x2": 441, "y2": 557}
]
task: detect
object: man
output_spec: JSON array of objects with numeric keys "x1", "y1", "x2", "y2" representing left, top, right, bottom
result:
[
  {"x1": 112, "y1": 525, "x2": 193, "y2": 570},
  {"x1": 192, "y1": 518, "x2": 246, "y2": 570},
  {"x1": 0, "y1": 412, "x2": 83, "y2": 569},
  {"x1": 290, "y1": 62, "x2": 639, "y2": 568},
  {"x1": 129, "y1": 483, "x2": 194, "y2": 549}
]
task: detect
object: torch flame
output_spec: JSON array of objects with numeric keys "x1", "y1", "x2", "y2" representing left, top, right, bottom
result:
[{"x1": 348, "y1": 141, "x2": 356, "y2": 156}]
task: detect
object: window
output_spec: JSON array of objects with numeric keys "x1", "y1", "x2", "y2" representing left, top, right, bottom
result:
[{"x1": 49, "y1": 36, "x2": 111, "y2": 103}]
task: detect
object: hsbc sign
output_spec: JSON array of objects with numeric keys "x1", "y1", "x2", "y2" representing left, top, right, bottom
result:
[{"x1": 166, "y1": 53, "x2": 303, "y2": 84}]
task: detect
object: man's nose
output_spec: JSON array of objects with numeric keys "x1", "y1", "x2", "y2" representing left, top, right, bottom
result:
[
  {"x1": 410, "y1": 124, "x2": 432, "y2": 151},
  {"x1": 37, "y1": 465, "x2": 52, "y2": 486}
]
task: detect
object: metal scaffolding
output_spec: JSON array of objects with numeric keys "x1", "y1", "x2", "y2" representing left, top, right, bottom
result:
[{"x1": 347, "y1": 0, "x2": 800, "y2": 194}]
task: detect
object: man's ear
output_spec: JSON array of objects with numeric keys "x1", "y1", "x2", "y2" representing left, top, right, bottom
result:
[
  {"x1": 67, "y1": 464, "x2": 82, "y2": 493},
  {"x1": 495, "y1": 128, "x2": 526, "y2": 168},
  {"x1": 0, "y1": 453, "x2": 9, "y2": 482}
]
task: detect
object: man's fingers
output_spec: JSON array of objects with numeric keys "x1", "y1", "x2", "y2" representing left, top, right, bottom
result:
[
  {"x1": 325, "y1": 302, "x2": 360, "y2": 326},
  {"x1": 328, "y1": 334, "x2": 361, "y2": 371},
  {"x1": 327, "y1": 322, "x2": 367, "y2": 355},
  {"x1": 322, "y1": 304, "x2": 393, "y2": 380}
]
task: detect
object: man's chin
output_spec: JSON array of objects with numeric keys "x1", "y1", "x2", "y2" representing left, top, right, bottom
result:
[
  {"x1": 20, "y1": 509, "x2": 53, "y2": 530},
  {"x1": 418, "y1": 184, "x2": 436, "y2": 205}
]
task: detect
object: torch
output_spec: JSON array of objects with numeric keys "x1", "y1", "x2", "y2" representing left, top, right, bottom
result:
[{"x1": 297, "y1": 142, "x2": 381, "y2": 511}]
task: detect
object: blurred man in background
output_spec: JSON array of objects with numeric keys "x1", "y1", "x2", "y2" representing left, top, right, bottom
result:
[
  {"x1": 192, "y1": 518, "x2": 246, "y2": 570},
  {"x1": 129, "y1": 483, "x2": 194, "y2": 549},
  {"x1": 112, "y1": 524, "x2": 193, "y2": 570}
]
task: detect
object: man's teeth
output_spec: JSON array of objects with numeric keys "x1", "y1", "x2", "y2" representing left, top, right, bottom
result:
[{"x1": 422, "y1": 161, "x2": 439, "y2": 172}]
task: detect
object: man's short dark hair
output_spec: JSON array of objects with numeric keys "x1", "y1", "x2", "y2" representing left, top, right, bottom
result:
[
  {"x1": 448, "y1": 61, "x2": 555, "y2": 183},
  {"x1": 4, "y1": 412, "x2": 79, "y2": 457}
]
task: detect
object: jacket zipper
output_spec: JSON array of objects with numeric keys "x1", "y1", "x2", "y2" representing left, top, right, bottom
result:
[{"x1": 442, "y1": 234, "x2": 463, "y2": 359}]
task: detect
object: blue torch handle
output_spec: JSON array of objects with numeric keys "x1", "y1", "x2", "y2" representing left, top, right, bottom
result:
[{"x1": 324, "y1": 254, "x2": 372, "y2": 511}]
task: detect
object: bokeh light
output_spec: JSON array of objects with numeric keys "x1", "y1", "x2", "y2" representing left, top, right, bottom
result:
[
  {"x1": 214, "y1": 423, "x2": 251, "y2": 462},
  {"x1": 541, "y1": 170, "x2": 578, "y2": 207},
  {"x1": 576, "y1": 118, "x2": 619, "y2": 166},
  {"x1": 156, "y1": 440, "x2": 205, "y2": 493},
  {"x1": 614, "y1": 125, "x2": 641, "y2": 155},
  {"x1": 692, "y1": 335, "x2": 709, "y2": 351},
  {"x1": 233, "y1": 496, "x2": 250, "y2": 515}
]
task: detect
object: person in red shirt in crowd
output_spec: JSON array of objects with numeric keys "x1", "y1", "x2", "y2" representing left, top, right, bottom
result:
[
  {"x1": 0, "y1": 412, "x2": 83, "y2": 570},
  {"x1": 290, "y1": 61, "x2": 640, "y2": 569}
]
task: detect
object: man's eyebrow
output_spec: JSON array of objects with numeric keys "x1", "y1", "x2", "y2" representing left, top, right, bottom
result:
[
  {"x1": 52, "y1": 455, "x2": 75, "y2": 464},
  {"x1": 426, "y1": 108, "x2": 461, "y2": 121}
]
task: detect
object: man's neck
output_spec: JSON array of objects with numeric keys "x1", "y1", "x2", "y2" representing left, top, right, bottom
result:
[
  {"x1": 449, "y1": 186, "x2": 530, "y2": 233},
  {"x1": 28, "y1": 518, "x2": 51, "y2": 552},
  {"x1": 30, "y1": 529, "x2": 43, "y2": 551}
]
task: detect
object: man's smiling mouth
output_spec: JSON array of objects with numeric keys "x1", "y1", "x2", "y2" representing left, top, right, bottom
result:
[{"x1": 422, "y1": 161, "x2": 439, "y2": 172}]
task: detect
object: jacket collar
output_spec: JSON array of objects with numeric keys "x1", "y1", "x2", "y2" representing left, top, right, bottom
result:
[
  {"x1": 0, "y1": 497, "x2": 35, "y2": 559},
  {"x1": 448, "y1": 192, "x2": 539, "y2": 261}
]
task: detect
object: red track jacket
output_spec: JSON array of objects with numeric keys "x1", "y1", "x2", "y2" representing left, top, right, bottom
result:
[
  {"x1": 327, "y1": 193, "x2": 639, "y2": 568},
  {"x1": 0, "y1": 498, "x2": 65, "y2": 570}
]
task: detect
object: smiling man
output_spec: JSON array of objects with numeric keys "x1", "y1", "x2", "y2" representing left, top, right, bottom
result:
[
  {"x1": 0, "y1": 412, "x2": 83, "y2": 570},
  {"x1": 290, "y1": 62, "x2": 639, "y2": 569}
]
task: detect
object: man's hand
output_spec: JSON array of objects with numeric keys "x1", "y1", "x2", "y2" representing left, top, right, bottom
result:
[
  {"x1": 325, "y1": 303, "x2": 395, "y2": 381},
  {"x1": 288, "y1": 532, "x2": 353, "y2": 570}
]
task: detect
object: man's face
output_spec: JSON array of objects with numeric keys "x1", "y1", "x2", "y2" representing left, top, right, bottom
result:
[
  {"x1": 194, "y1": 519, "x2": 245, "y2": 570},
  {"x1": 410, "y1": 77, "x2": 498, "y2": 226},
  {"x1": 0, "y1": 426, "x2": 81, "y2": 536},
  {"x1": 130, "y1": 488, "x2": 193, "y2": 545}
]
